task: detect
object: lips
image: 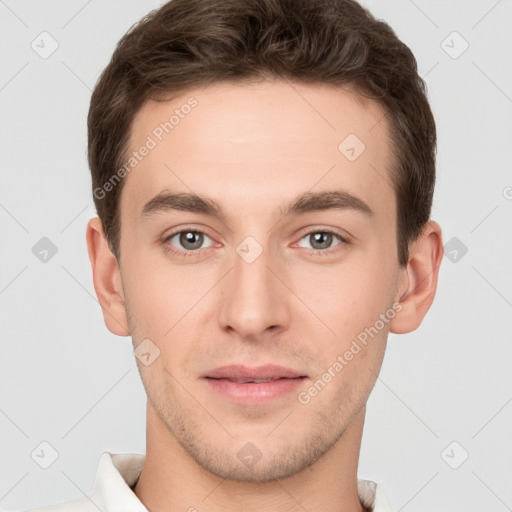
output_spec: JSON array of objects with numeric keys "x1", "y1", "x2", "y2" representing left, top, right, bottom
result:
[
  {"x1": 223, "y1": 378, "x2": 279, "y2": 384},
  {"x1": 203, "y1": 365, "x2": 307, "y2": 404},
  {"x1": 204, "y1": 364, "x2": 306, "y2": 381}
]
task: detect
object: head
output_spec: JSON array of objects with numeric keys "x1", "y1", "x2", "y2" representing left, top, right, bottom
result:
[{"x1": 86, "y1": 0, "x2": 442, "y2": 483}]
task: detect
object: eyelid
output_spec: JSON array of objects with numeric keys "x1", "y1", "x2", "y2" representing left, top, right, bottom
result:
[
  {"x1": 163, "y1": 224, "x2": 215, "y2": 241},
  {"x1": 294, "y1": 225, "x2": 352, "y2": 244}
]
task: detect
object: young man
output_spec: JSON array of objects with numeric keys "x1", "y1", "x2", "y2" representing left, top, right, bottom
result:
[{"x1": 20, "y1": 0, "x2": 443, "y2": 510}]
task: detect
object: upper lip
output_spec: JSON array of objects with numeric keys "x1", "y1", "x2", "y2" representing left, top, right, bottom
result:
[{"x1": 204, "y1": 364, "x2": 306, "y2": 380}]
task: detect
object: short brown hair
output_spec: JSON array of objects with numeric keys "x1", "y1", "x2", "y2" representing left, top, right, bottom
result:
[{"x1": 88, "y1": 0, "x2": 436, "y2": 266}]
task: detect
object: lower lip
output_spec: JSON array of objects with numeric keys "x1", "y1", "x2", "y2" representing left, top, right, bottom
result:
[{"x1": 203, "y1": 377, "x2": 306, "y2": 404}]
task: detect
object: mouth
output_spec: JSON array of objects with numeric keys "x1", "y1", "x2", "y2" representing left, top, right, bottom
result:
[
  {"x1": 202, "y1": 365, "x2": 307, "y2": 404},
  {"x1": 209, "y1": 377, "x2": 295, "y2": 384},
  {"x1": 203, "y1": 364, "x2": 307, "y2": 381}
]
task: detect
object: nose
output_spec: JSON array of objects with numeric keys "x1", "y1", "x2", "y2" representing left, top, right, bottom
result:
[{"x1": 217, "y1": 240, "x2": 290, "y2": 341}]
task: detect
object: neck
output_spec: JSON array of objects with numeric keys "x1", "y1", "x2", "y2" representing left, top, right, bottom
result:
[{"x1": 133, "y1": 402, "x2": 369, "y2": 512}]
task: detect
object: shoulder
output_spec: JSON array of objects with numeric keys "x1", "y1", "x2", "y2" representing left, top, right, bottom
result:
[
  {"x1": 2, "y1": 452, "x2": 146, "y2": 512},
  {"x1": 1, "y1": 495, "x2": 100, "y2": 512}
]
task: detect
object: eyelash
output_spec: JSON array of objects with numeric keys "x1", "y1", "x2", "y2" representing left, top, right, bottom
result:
[{"x1": 163, "y1": 227, "x2": 350, "y2": 258}]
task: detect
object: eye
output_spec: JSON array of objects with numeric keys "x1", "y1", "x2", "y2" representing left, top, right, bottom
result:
[
  {"x1": 296, "y1": 230, "x2": 347, "y2": 252},
  {"x1": 163, "y1": 228, "x2": 349, "y2": 257},
  {"x1": 164, "y1": 229, "x2": 214, "y2": 254}
]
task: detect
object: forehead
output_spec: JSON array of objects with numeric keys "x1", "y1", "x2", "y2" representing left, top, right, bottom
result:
[{"x1": 120, "y1": 79, "x2": 395, "y2": 225}]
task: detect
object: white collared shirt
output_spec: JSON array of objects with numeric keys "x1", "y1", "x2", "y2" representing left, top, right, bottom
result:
[{"x1": 6, "y1": 452, "x2": 396, "y2": 512}]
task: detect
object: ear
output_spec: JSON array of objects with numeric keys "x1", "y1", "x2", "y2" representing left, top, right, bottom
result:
[
  {"x1": 85, "y1": 217, "x2": 130, "y2": 336},
  {"x1": 390, "y1": 221, "x2": 443, "y2": 334}
]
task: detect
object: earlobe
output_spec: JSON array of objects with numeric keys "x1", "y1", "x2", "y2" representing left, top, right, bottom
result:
[
  {"x1": 85, "y1": 217, "x2": 131, "y2": 336},
  {"x1": 390, "y1": 221, "x2": 444, "y2": 334}
]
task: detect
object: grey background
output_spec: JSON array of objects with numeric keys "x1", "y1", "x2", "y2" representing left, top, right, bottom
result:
[{"x1": 1, "y1": 1, "x2": 511, "y2": 510}]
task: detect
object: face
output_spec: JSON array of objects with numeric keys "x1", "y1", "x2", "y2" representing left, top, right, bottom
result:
[{"x1": 117, "y1": 79, "x2": 404, "y2": 482}]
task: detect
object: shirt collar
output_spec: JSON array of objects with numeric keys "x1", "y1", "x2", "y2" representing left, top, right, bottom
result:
[{"x1": 90, "y1": 452, "x2": 395, "y2": 512}]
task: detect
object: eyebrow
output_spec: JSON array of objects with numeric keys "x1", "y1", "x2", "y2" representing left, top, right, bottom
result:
[{"x1": 141, "y1": 189, "x2": 374, "y2": 220}]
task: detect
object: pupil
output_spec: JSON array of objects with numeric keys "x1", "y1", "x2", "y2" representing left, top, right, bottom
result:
[
  {"x1": 181, "y1": 231, "x2": 202, "y2": 250},
  {"x1": 312, "y1": 232, "x2": 331, "y2": 249}
]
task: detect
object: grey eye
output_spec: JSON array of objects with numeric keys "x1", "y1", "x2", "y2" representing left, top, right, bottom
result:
[
  {"x1": 168, "y1": 231, "x2": 213, "y2": 251},
  {"x1": 297, "y1": 231, "x2": 342, "y2": 251}
]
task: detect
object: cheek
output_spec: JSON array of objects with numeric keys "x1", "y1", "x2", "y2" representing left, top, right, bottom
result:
[
  {"x1": 123, "y1": 259, "x2": 218, "y2": 374},
  {"x1": 121, "y1": 265, "x2": 175, "y2": 342},
  {"x1": 122, "y1": 245, "x2": 186, "y2": 321},
  {"x1": 293, "y1": 257, "x2": 397, "y2": 340}
]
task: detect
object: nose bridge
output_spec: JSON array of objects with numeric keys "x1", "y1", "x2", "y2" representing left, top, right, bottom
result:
[{"x1": 218, "y1": 235, "x2": 288, "y2": 338}]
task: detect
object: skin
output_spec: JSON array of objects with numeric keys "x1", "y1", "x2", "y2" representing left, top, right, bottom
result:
[{"x1": 86, "y1": 78, "x2": 443, "y2": 512}]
